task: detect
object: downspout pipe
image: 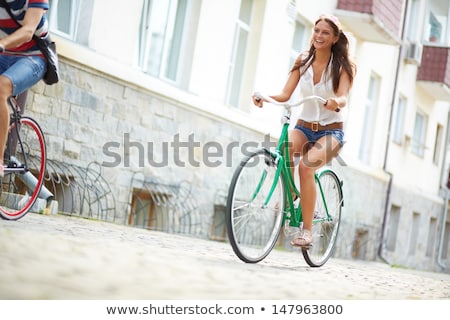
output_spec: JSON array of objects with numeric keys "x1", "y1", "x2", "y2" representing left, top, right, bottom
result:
[
  {"x1": 438, "y1": 189, "x2": 449, "y2": 270},
  {"x1": 378, "y1": 0, "x2": 409, "y2": 263},
  {"x1": 378, "y1": 172, "x2": 393, "y2": 264},
  {"x1": 437, "y1": 109, "x2": 450, "y2": 270}
]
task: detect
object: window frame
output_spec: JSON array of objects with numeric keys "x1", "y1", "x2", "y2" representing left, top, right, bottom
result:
[
  {"x1": 386, "y1": 204, "x2": 401, "y2": 252},
  {"x1": 358, "y1": 73, "x2": 380, "y2": 163},
  {"x1": 138, "y1": 0, "x2": 188, "y2": 84},
  {"x1": 425, "y1": 0, "x2": 450, "y2": 45},
  {"x1": 48, "y1": 0, "x2": 92, "y2": 45},
  {"x1": 411, "y1": 111, "x2": 428, "y2": 158},
  {"x1": 393, "y1": 95, "x2": 407, "y2": 145},
  {"x1": 210, "y1": 205, "x2": 227, "y2": 241},
  {"x1": 406, "y1": 0, "x2": 421, "y2": 42},
  {"x1": 48, "y1": 0, "x2": 80, "y2": 39},
  {"x1": 225, "y1": 0, "x2": 254, "y2": 108}
]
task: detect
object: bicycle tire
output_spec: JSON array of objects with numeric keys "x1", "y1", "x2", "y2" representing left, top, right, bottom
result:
[
  {"x1": 0, "y1": 116, "x2": 47, "y2": 220},
  {"x1": 226, "y1": 148, "x2": 285, "y2": 263},
  {"x1": 302, "y1": 169, "x2": 342, "y2": 267}
]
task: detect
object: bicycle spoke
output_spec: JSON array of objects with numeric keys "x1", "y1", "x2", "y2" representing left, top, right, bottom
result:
[
  {"x1": 303, "y1": 170, "x2": 342, "y2": 267},
  {"x1": 226, "y1": 149, "x2": 285, "y2": 263}
]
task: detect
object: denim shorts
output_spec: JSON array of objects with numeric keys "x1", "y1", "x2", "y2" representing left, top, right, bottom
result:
[
  {"x1": 0, "y1": 55, "x2": 46, "y2": 96},
  {"x1": 294, "y1": 124, "x2": 345, "y2": 147}
]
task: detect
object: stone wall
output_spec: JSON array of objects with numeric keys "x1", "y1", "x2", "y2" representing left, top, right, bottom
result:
[{"x1": 24, "y1": 59, "x2": 267, "y2": 237}]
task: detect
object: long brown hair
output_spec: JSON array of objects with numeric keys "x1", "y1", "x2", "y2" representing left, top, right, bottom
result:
[{"x1": 291, "y1": 16, "x2": 356, "y2": 93}]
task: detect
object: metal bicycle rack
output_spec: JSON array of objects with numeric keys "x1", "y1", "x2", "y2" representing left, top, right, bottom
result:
[
  {"x1": 42, "y1": 160, "x2": 117, "y2": 221},
  {"x1": 128, "y1": 172, "x2": 201, "y2": 236}
]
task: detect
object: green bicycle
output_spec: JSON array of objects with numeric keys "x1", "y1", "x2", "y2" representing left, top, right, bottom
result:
[{"x1": 226, "y1": 93, "x2": 343, "y2": 267}]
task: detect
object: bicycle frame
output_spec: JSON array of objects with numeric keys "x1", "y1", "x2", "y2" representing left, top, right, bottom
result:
[
  {"x1": 5, "y1": 98, "x2": 28, "y2": 175},
  {"x1": 255, "y1": 95, "x2": 335, "y2": 229},
  {"x1": 4, "y1": 97, "x2": 52, "y2": 200}
]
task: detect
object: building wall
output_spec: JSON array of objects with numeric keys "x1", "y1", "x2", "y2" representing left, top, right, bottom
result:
[
  {"x1": 386, "y1": 186, "x2": 444, "y2": 271},
  {"x1": 26, "y1": 53, "x2": 275, "y2": 236}
]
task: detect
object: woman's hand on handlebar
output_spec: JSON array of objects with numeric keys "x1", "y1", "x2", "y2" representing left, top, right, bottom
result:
[
  {"x1": 252, "y1": 94, "x2": 264, "y2": 108},
  {"x1": 252, "y1": 92, "x2": 339, "y2": 111},
  {"x1": 324, "y1": 97, "x2": 341, "y2": 112}
]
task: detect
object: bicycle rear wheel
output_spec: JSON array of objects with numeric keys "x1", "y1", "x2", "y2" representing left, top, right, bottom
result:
[
  {"x1": 0, "y1": 116, "x2": 47, "y2": 220},
  {"x1": 302, "y1": 169, "x2": 342, "y2": 267},
  {"x1": 226, "y1": 148, "x2": 285, "y2": 263}
]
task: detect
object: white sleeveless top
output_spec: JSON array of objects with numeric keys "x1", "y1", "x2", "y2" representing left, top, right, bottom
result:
[{"x1": 297, "y1": 55, "x2": 343, "y2": 125}]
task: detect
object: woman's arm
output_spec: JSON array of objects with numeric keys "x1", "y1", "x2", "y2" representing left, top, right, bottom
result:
[{"x1": 324, "y1": 69, "x2": 352, "y2": 111}]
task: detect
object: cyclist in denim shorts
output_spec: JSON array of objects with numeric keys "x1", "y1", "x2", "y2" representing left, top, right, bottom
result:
[
  {"x1": 0, "y1": 0, "x2": 49, "y2": 177},
  {"x1": 253, "y1": 14, "x2": 356, "y2": 248}
]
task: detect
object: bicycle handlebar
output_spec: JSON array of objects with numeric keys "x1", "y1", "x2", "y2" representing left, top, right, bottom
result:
[{"x1": 253, "y1": 92, "x2": 340, "y2": 112}]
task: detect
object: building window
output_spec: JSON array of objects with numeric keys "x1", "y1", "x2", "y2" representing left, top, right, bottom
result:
[
  {"x1": 359, "y1": 73, "x2": 379, "y2": 163},
  {"x1": 442, "y1": 221, "x2": 450, "y2": 260},
  {"x1": 429, "y1": 12, "x2": 442, "y2": 42},
  {"x1": 210, "y1": 205, "x2": 227, "y2": 241},
  {"x1": 409, "y1": 212, "x2": 421, "y2": 256},
  {"x1": 411, "y1": 111, "x2": 427, "y2": 157},
  {"x1": 226, "y1": 0, "x2": 254, "y2": 108},
  {"x1": 433, "y1": 124, "x2": 444, "y2": 165},
  {"x1": 128, "y1": 177, "x2": 200, "y2": 235},
  {"x1": 407, "y1": 0, "x2": 421, "y2": 42},
  {"x1": 386, "y1": 205, "x2": 401, "y2": 252},
  {"x1": 426, "y1": 217, "x2": 437, "y2": 257},
  {"x1": 138, "y1": 0, "x2": 188, "y2": 83},
  {"x1": 352, "y1": 228, "x2": 369, "y2": 260},
  {"x1": 426, "y1": 0, "x2": 449, "y2": 45},
  {"x1": 392, "y1": 95, "x2": 407, "y2": 145},
  {"x1": 48, "y1": 0, "x2": 93, "y2": 45},
  {"x1": 290, "y1": 21, "x2": 307, "y2": 68},
  {"x1": 129, "y1": 188, "x2": 171, "y2": 231}
]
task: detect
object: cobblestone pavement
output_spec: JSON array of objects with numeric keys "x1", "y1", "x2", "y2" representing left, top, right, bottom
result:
[{"x1": 0, "y1": 213, "x2": 449, "y2": 300}]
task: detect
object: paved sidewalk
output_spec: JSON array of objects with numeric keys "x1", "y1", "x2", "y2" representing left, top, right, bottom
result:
[{"x1": 0, "y1": 213, "x2": 449, "y2": 299}]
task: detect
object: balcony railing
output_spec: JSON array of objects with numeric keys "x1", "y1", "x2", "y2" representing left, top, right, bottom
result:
[
  {"x1": 417, "y1": 45, "x2": 450, "y2": 100},
  {"x1": 335, "y1": 0, "x2": 405, "y2": 44}
]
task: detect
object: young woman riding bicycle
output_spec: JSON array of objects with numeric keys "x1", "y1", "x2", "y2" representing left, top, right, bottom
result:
[{"x1": 252, "y1": 14, "x2": 356, "y2": 248}]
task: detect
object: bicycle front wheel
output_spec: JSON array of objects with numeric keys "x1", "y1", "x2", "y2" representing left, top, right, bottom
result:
[
  {"x1": 302, "y1": 169, "x2": 342, "y2": 267},
  {"x1": 0, "y1": 116, "x2": 47, "y2": 220},
  {"x1": 226, "y1": 148, "x2": 285, "y2": 263}
]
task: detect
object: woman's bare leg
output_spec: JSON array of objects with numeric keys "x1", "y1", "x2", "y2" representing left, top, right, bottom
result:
[{"x1": 293, "y1": 134, "x2": 341, "y2": 246}]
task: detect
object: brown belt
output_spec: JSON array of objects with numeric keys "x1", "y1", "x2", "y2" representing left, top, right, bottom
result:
[{"x1": 296, "y1": 120, "x2": 343, "y2": 132}]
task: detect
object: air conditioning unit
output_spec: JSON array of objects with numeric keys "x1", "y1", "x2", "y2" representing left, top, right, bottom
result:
[{"x1": 404, "y1": 42, "x2": 423, "y2": 66}]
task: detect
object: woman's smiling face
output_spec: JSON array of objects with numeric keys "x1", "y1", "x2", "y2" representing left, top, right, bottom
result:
[{"x1": 312, "y1": 20, "x2": 339, "y2": 50}]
